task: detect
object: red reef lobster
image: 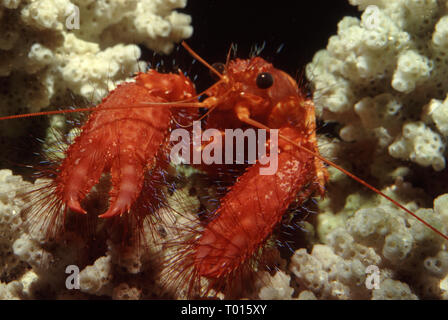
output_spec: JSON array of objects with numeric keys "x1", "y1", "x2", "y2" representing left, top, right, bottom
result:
[{"x1": 3, "y1": 42, "x2": 448, "y2": 298}]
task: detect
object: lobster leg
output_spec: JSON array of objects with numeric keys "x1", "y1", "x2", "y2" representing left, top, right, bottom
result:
[
  {"x1": 193, "y1": 126, "x2": 324, "y2": 279},
  {"x1": 56, "y1": 81, "x2": 174, "y2": 218},
  {"x1": 58, "y1": 124, "x2": 112, "y2": 214},
  {"x1": 99, "y1": 118, "x2": 168, "y2": 218}
]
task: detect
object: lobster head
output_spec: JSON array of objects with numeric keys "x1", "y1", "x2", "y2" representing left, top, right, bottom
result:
[{"x1": 205, "y1": 56, "x2": 310, "y2": 129}]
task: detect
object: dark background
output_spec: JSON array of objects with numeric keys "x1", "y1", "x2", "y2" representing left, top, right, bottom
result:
[{"x1": 180, "y1": 0, "x2": 360, "y2": 87}]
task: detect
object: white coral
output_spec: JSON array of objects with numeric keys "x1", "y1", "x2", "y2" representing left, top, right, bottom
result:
[
  {"x1": 310, "y1": 181, "x2": 448, "y2": 299},
  {"x1": 392, "y1": 50, "x2": 432, "y2": 93},
  {"x1": 388, "y1": 121, "x2": 445, "y2": 171},
  {"x1": 302, "y1": 2, "x2": 448, "y2": 297},
  {"x1": 79, "y1": 255, "x2": 112, "y2": 296},
  {"x1": 0, "y1": 280, "x2": 23, "y2": 299},
  {"x1": 0, "y1": 170, "x2": 29, "y2": 283},
  {"x1": 371, "y1": 279, "x2": 418, "y2": 300},
  {"x1": 290, "y1": 243, "x2": 378, "y2": 299},
  {"x1": 308, "y1": 0, "x2": 448, "y2": 170},
  {"x1": 423, "y1": 94, "x2": 448, "y2": 137},
  {"x1": 258, "y1": 271, "x2": 294, "y2": 300},
  {"x1": 0, "y1": 0, "x2": 192, "y2": 119}
]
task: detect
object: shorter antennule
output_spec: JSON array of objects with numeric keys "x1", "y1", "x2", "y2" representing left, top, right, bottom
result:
[{"x1": 182, "y1": 41, "x2": 224, "y2": 80}]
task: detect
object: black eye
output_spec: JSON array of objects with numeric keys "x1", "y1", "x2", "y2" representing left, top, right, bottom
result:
[
  {"x1": 210, "y1": 62, "x2": 225, "y2": 79},
  {"x1": 256, "y1": 72, "x2": 273, "y2": 89}
]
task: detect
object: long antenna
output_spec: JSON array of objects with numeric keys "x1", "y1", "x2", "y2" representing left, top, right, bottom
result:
[
  {"x1": 240, "y1": 116, "x2": 448, "y2": 241},
  {"x1": 0, "y1": 102, "x2": 201, "y2": 121}
]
